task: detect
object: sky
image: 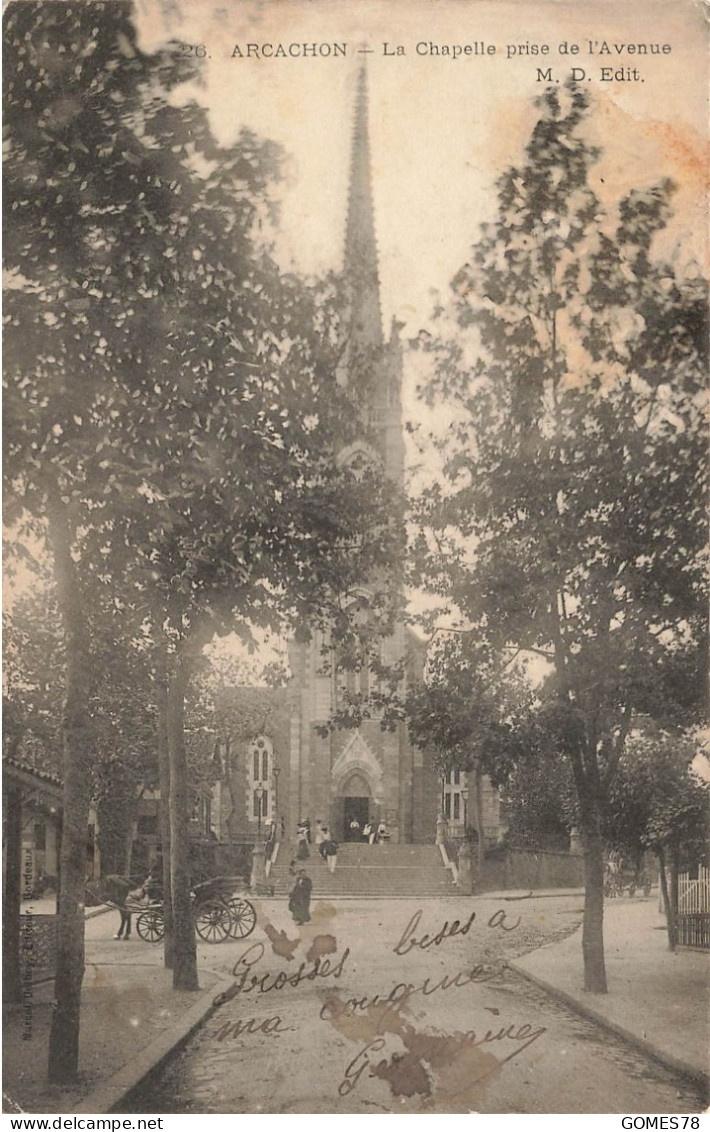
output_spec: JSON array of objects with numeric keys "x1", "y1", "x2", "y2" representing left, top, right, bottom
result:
[
  {"x1": 132, "y1": 0, "x2": 708, "y2": 348},
  {"x1": 6, "y1": 0, "x2": 708, "y2": 675},
  {"x1": 132, "y1": 0, "x2": 709, "y2": 673}
]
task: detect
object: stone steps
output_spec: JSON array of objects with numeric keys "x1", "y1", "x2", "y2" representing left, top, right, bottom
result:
[{"x1": 268, "y1": 842, "x2": 456, "y2": 898}]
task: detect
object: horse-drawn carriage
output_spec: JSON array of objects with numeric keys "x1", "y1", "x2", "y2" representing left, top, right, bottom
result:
[
  {"x1": 604, "y1": 860, "x2": 652, "y2": 899},
  {"x1": 96, "y1": 874, "x2": 257, "y2": 944},
  {"x1": 134, "y1": 876, "x2": 257, "y2": 943}
]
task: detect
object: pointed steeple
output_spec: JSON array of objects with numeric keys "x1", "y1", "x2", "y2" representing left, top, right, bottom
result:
[{"x1": 343, "y1": 67, "x2": 383, "y2": 350}]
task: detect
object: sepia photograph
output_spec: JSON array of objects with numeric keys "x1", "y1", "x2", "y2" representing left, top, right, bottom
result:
[{"x1": 3, "y1": 0, "x2": 709, "y2": 1117}]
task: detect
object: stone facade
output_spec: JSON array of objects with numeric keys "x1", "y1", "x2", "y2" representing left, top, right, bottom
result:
[
  {"x1": 212, "y1": 685, "x2": 290, "y2": 844},
  {"x1": 287, "y1": 629, "x2": 441, "y2": 844},
  {"x1": 283, "y1": 71, "x2": 441, "y2": 846},
  {"x1": 206, "y1": 71, "x2": 497, "y2": 853}
]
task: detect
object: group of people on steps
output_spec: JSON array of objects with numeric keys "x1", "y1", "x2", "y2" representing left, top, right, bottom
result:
[
  {"x1": 288, "y1": 814, "x2": 390, "y2": 926},
  {"x1": 294, "y1": 817, "x2": 338, "y2": 871}
]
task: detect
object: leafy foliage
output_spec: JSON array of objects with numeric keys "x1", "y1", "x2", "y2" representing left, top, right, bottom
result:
[
  {"x1": 410, "y1": 84, "x2": 707, "y2": 990},
  {"x1": 405, "y1": 635, "x2": 531, "y2": 778},
  {"x1": 4, "y1": 1, "x2": 403, "y2": 654},
  {"x1": 413, "y1": 83, "x2": 706, "y2": 777},
  {"x1": 607, "y1": 727, "x2": 709, "y2": 869},
  {"x1": 3, "y1": 577, "x2": 161, "y2": 873},
  {"x1": 4, "y1": 0, "x2": 405, "y2": 1029}
]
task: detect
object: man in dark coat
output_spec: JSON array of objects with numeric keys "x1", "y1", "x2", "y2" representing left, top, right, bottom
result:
[
  {"x1": 288, "y1": 868, "x2": 313, "y2": 925},
  {"x1": 319, "y1": 835, "x2": 338, "y2": 873}
]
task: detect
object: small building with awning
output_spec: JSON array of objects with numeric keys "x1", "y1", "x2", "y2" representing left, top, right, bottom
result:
[{"x1": 3, "y1": 756, "x2": 63, "y2": 1000}]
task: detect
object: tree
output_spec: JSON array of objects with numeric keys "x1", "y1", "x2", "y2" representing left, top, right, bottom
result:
[
  {"x1": 607, "y1": 728, "x2": 709, "y2": 950},
  {"x1": 2, "y1": 572, "x2": 162, "y2": 989},
  {"x1": 499, "y1": 749, "x2": 575, "y2": 853},
  {"x1": 3, "y1": 581, "x2": 159, "y2": 872},
  {"x1": 4, "y1": 0, "x2": 403, "y2": 1071},
  {"x1": 192, "y1": 673, "x2": 289, "y2": 841},
  {"x1": 3, "y1": 0, "x2": 210, "y2": 1076},
  {"x1": 89, "y1": 627, "x2": 159, "y2": 878},
  {"x1": 3, "y1": 583, "x2": 64, "y2": 769},
  {"x1": 404, "y1": 634, "x2": 535, "y2": 869},
  {"x1": 120, "y1": 345, "x2": 402, "y2": 988},
  {"x1": 413, "y1": 84, "x2": 707, "y2": 991},
  {"x1": 2, "y1": 579, "x2": 64, "y2": 1004}
]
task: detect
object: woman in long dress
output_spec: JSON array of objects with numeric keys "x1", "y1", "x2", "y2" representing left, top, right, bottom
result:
[
  {"x1": 288, "y1": 869, "x2": 312, "y2": 925},
  {"x1": 296, "y1": 821, "x2": 310, "y2": 860}
]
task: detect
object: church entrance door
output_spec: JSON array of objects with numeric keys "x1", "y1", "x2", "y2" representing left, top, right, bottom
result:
[{"x1": 343, "y1": 796, "x2": 369, "y2": 841}]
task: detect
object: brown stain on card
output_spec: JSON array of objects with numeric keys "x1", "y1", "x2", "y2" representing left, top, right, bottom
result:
[
  {"x1": 83, "y1": 963, "x2": 166, "y2": 1037},
  {"x1": 375, "y1": 1021, "x2": 502, "y2": 1104},
  {"x1": 263, "y1": 922, "x2": 300, "y2": 961},
  {"x1": 320, "y1": 994, "x2": 503, "y2": 1106},
  {"x1": 306, "y1": 933, "x2": 337, "y2": 962},
  {"x1": 258, "y1": 898, "x2": 339, "y2": 961},
  {"x1": 295, "y1": 900, "x2": 339, "y2": 950},
  {"x1": 642, "y1": 120, "x2": 708, "y2": 190}
]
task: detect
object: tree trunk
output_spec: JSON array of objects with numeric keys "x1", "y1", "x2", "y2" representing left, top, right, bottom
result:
[
  {"x1": 669, "y1": 841, "x2": 679, "y2": 925},
  {"x1": 47, "y1": 504, "x2": 93, "y2": 1083},
  {"x1": 657, "y1": 847, "x2": 677, "y2": 950},
  {"x1": 580, "y1": 800, "x2": 608, "y2": 993},
  {"x1": 122, "y1": 820, "x2": 135, "y2": 878},
  {"x1": 156, "y1": 669, "x2": 174, "y2": 969},
  {"x1": 474, "y1": 763, "x2": 486, "y2": 873},
  {"x1": 3, "y1": 786, "x2": 23, "y2": 1003},
  {"x1": 166, "y1": 648, "x2": 198, "y2": 991},
  {"x1": 91, "y1": 811, "x2": 101, "y2": 880},
  {"x1": 549, "y1": 600, "x2": 607, "y2": 993}
]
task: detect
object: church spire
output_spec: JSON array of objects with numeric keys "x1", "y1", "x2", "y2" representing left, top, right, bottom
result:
[{"x1": 343, "y1": 67, "x2": 383, "y2": 350}]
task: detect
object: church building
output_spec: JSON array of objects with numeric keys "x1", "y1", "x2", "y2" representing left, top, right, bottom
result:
[
  {"x1": 206, "y1": 70, "x2": 501, "y2": 859},
  {"x1": 285, "y1": 71, "x2": 439, "y2": 844}
]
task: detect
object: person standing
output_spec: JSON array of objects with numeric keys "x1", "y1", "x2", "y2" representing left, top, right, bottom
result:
[
  {"x1": 296, "y1": 820, "x2": 310, "y2": 860},
  {"x1": 319, "y1": 834, "x2": 338, "y2": 874},
  {"x1": 288, "y1": 868, "x2": 313, "y2": 925}
]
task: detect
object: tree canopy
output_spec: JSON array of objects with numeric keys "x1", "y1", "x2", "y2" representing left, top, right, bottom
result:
[
  {"x1": 410, "y1": 83, "x2": 708, "y2": 991},
  {"x1": 4, "y1": 0, "x2": 403, "y2": 1074}
]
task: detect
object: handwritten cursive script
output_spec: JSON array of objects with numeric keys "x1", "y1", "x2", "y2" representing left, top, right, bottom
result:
[
  {"x1": 338, "y1": 1020, "x2": 547, "y2": 1098},
  {"x1": 393, "y1": 907, "x2": 521, "y2": 956},
  {"x1": 212, "y1": 1013, "x2": 294, "y2": 1041},
  {"x1": 320, "y1": 960, "x2": 505, "y2": 1026},
  {"x1": 212, "y1": 940, "x2": 350, "y2": 1007},
  {"x1": 392, "y1": 909, "x2": 476, "y2": 955}
]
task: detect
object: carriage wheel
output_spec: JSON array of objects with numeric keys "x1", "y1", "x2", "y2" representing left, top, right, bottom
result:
[
  {"x1": 136, "y1": 909, "x2": 164, "y2": 943},
  {"x1": 195, "y1": 898, "x2": 232, "y2": 944},
  {"x1": 228, "y1": 897, "x2": 257, "y2": 939}
]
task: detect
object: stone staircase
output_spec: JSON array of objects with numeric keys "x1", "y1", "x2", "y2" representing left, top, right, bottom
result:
[{"x1": 268, "y1": 841, "x2": 456, "y2": 898}]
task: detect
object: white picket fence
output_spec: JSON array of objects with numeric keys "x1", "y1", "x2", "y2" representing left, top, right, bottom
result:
[{"x1": 678, "y1": 864, "x2": 710, "y2": 914}]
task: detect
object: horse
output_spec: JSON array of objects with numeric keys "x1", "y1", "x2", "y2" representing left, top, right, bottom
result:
[
  {"x1": 96, "y1": 874, "x2": 139, "y2": 939},
  {"x1": 94, "y1": 874, "x2": 159, "y2": 939}
]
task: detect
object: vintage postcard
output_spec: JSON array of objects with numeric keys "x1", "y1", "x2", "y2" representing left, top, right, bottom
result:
[{"x1": 3, "y1": 0, "x2": 708, "y2": 1119}]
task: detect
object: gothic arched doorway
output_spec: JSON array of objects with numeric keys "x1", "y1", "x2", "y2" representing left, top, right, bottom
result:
[{"x1": 339, "y1": 771, "x2": 371, "y2": 842}]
